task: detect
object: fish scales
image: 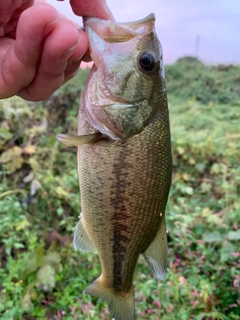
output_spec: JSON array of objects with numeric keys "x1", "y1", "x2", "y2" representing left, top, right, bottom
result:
[
  {"x1": 57, "y1": 13, "x2": 172, "y2": 320},
  {"x1": 79, "y1": 110, "x2": 171, "y2": 287}
]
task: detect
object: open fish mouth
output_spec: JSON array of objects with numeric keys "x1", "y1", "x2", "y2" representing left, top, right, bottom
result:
[
  {"x1": 84, "y1": 13, "x2": 156, "y2": 66},
  {"x1": 84, "y1": 13, "x2": 155, "y2": 43}
]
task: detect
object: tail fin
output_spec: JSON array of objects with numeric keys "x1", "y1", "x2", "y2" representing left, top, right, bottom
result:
[{"x1": 85, "y1": 277, "x2": 135, "y2": 320}]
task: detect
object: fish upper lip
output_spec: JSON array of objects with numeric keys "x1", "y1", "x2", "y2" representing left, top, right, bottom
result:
[
  {"x1": 83, "y1": 13, "x2": 156, "y2": 43},
  {"x1": 83, "y1": 13, "x2": 155, "y2": 26}
]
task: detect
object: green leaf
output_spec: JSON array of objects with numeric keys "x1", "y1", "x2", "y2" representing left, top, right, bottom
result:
[
  {"x1": 228, "y1": 230, "x2": 240, "y2": 241},
  {"x1": 220, "y1": 242, "x2": 236, "y2": 262},
  {"x1": 203, "y1": 231, "x2": 223, "y2": 242},
  {"x1": 14, "y1": 218, "x2": 30, "y2": 231},
  {"x1": 6, "y1": 156, "x2": 24, "y2": 173},
  {"x1": 14, "y1": 242, "x2": 25, "y2": 249},
  {"x1": 200, "y1": 181, "x2": 212, "y2": 193},
  {"x1": 0, "y1": 127, "x2": 13, "y2": 140},
  {"x1": 185, "y1": 186, "x2": 193, "y2": 195},
  {"x1": 36, "y1": 264, "x2": 56, "y2": 291},
  {"x1": 21, "y1": 284, "x2": 37, "y2": 311},
  {"x1": 0, "y1": 292, "x2": 7, "y2": 304},
  {"x1": 0, "y1": 149, "x2": 14, "y2": 163},
  {"x1": 44, "y1": 251, "x2": 62, "y2": 273},
  {"x1": 24, "y1": 247, "x2": 44, "y2": 275},
  {"x1": 21, "y1": 291, "x2": 33, "y2": 311},
  {"x1": 56, "y1": 186, "x2": 68, "y2": 197}
]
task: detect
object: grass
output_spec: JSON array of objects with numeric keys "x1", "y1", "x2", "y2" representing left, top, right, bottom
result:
[{"x1": 0, "y1": 58, "x2": 239, "y2": 319}]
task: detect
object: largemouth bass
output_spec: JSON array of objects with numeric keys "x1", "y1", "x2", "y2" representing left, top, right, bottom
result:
[{"x1": 57, "y1": 13, "x2": 172, "y2": 320}]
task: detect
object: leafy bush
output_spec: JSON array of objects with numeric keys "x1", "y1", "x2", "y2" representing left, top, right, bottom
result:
[
  {"x1": 165, "y1": 57, "x2": 240, "y2": 106},
  {"x1": 0, "y1": 60, "x2": 239, "y2": 319}
]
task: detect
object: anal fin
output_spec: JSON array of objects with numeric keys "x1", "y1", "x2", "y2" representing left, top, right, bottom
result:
[
  {"x1": 143, "y1": 218, "x2": 168, "y2": 280},
  {"x1": 73, "y1": 213, "x2": 97, "y2": 253}
]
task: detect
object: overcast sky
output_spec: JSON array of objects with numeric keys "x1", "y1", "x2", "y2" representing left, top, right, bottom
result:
[{"x1": 47, "y1": 0, "x2": 240, "y2": 65}]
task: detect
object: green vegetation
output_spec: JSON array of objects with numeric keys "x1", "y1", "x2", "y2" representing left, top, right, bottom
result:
[{"x1": 0, "y1": 58, "x2": 239, "y2": 319}]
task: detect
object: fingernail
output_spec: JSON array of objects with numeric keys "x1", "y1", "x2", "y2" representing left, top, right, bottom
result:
[
  {"x1": 71, "y1": 22, "x2": 83, "y2": 31},
  {"x1": 60, "y1": 43, "x2": 78, "y2": 63}
]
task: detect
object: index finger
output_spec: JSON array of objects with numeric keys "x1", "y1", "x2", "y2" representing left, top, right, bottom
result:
[{"x1": 69, "y1": 0, "x2": 114, "y2": 20}]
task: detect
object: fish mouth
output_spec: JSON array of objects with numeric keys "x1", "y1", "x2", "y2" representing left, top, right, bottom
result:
[
  {"x1": 84, "y1": 13, "x2": 155, "y2": 43},
  {"x1": 83, "y1": 14, "x2": 156, "y2": 66}
]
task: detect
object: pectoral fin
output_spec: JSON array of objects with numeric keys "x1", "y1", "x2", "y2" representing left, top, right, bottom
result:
[
  {"x1": 74, "y1": 213, "x2": 97, "y2": 253},
  {"x1": 143, "y1": 218, "x2": 168, "y2": 280},
  {"x1": 56, "y1": 133, "x2": 102, "y2": 146}
]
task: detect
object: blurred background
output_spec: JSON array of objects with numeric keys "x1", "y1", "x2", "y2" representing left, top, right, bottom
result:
[
  {"x1": 48, "y1": 0, "x2": 240, "y2": 65},
  {"x1": 0, "y1": 1, "x2": 239, "y2": 319}
]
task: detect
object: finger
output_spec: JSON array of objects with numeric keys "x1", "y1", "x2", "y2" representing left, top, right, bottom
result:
[
  {"x1": 0, "y1": 0, "x2": 33, "y2": 26},
  {"x1": 63, "y1": 59, "x2": 82, "y2": 83},
  {"x1": 70, "y1": 0, "x2": 115, "y2": 20},
  {"x1": 82, "y1": 48, "x2": 92, "y2": 62},
  {"x1": 0, "y1": 4, "x2": 59, "y2": 99},
  {"x1": 19, "y1": 21, "x2": 88, "y2": 100},
  {"x1": 4, "y1": 17, "x2": 18, "y2": 38}
]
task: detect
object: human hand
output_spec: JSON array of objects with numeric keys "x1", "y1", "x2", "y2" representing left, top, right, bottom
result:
[
  {"x1": 69, "y1": 0, "x2": 114, "y2": 20},
  {"x1": 0, "y1": 0, "x2": 112, "y2": 101}
]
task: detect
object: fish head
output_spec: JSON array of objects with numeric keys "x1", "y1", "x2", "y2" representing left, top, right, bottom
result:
[{"x1": 82, "y1": 14, "x2": 166, "y2": 140}]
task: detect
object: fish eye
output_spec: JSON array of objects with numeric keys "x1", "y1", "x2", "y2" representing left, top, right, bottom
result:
[{"x1": 138, "y1": 52, "x2": 156, "y2": 72}]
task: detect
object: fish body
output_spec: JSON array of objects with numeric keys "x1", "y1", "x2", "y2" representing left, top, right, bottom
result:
[{"x1": 57, "y1": 13, "x2": 172, "y2": 320}]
